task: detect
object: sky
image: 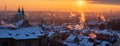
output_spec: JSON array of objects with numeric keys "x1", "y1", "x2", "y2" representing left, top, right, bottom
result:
[{"x1": 0, "y1": 0, "x2": 120, "y2": 12}]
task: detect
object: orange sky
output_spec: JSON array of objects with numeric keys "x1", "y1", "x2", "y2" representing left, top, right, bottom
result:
[{"x1": 0, "y1": 0, "x2": 120, "y2": 12}]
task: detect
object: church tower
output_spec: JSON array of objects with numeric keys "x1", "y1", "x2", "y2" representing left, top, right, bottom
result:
[
  {"x1": 98, "y1": 13, "x2": 103, "y2": 22},
  {"x1": 14, "y1": 6, "x2": 25, "y2": 23},
  {"x1": 17, "y1": 6, "x2": 20, "y2": 13},
  {"x1": 21, "y1": 6, "x2": 25, "y2": 15}
]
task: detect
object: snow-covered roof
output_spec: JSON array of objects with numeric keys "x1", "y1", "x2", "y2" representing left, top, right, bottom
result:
[
  {"x1": 65, "y1": 34, "x2": 76, "y2": 43},
  {"x1": 0, "y1": 26, "x2": 45, "y2": 40},
  {"x1": 97, "y1": 41, "x2": 109, "y2": 46},
  {"x1": 0, "y1": 20, "x2": 15, "y2": 28},
  {"x1": 0, "y1": 29, "x2": 12, "y2": 38},
  {"x1": 77, "y1": 35, "x2": 89, "y2": 40},
  {"x1": 64, "y1": 35, "x2": 91, "y2": 46},
  {"x1": 87, "y1": 21, "x2": 97, "y2": 25},
  {"x1": 116, "y1": 33, "x2": 120, "y2": 38},
  {"x1": 97, "y1": 22, "x2": 105, "y2": 25},
  {"x1": 63, "y1": 28, "x2": 118, "y2": 46},
  {"x1": 81, "y1": 29, "x2": 88, "y2": 33},
  {"x1": 14, "y1": 19, "x2": 24, "y2": 27},
  {"x1": 64, "y1": 42, "x2": 77, "y2": 46},
  {"x1": 87, "y1": 21, "x2": 105, "y2": 25},
  {"x1": 79, "y1": 38, "x2": 93, "y2": 46},
  {"x1": 47, "y1": 31, "x2": 55, "y2": 38},
  {"x1": 59, "y1": 29, "x2": 70, "y2": 33},
  {"x1": 98, "y1": 29, "x2": 114, "y2": 35}
]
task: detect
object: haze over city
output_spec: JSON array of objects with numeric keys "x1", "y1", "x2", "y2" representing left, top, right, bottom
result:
[{"x1": 0, "y1": 0, "x2": 120, "y2": 12}]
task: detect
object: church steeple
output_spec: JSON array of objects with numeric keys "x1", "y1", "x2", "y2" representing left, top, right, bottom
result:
[
  {"x1": 13, "y1": 0, "x2": 25, "y2": 23},
  {"x1": 17, "y1": 6, "x2": 21, "y2": 13},
  {"x1": 14, "y1": 6, "x2": 25, "y2": 22},
  {"x1": 4, "y1": 3, "x2": 7, "y2": 16},
  {"x1": 97, "y1": 12, "x2": 102, "y2": 22},
  {"x1": 21, "y1": 6, "x2": 24, "y2": 15}
]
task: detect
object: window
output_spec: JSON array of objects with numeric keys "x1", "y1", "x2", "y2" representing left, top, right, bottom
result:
[
  {"x1": 2, "y1": 41, "x2": 8, "y2": 46},
  {"x1": 25, "y1": 42, "x2": 31, "y2": 46}
]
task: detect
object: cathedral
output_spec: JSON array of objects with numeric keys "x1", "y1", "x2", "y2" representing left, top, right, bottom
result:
[
  {"x1": 13, "y1": 7, "x2": 25, "y2": 23},
  {"x1": 13, "y1": 6, "x2": 32, "y2": 27}
]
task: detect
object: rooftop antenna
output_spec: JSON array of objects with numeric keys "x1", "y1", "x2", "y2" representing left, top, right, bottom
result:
[{"x1": 3, "y1": 0, "x2": 7, "y2": 19}]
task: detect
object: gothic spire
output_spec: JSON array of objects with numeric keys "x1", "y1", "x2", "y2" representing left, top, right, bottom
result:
[
  {"x1": 4, "y1": 2, "x2": 7, "y2": 16},
  {"x1": 17, "y1": 6, "x2": 21, "y2": 13},
  {"x1": 21, "y1": 6, "x2": 24, "y2": 15}
]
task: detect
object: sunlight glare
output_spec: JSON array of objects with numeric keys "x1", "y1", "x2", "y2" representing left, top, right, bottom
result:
[{"x1": 77, "y1": 0, "x2": 85, "y2": 6}]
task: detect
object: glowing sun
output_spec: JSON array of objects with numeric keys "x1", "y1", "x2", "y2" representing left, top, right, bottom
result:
[
  {"x1": 78, "y1": 1, "x2": 84, "y2": 4},
  {"x1": 77, "y1": 0, "x2": 85, "y2": 6}
]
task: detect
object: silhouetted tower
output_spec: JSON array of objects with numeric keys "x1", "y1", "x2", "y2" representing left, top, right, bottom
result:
[
  {"x1": 1, "y1": 1, "x2": 7, "y2": 19},
  {"x1": 17, "y1": 6, "x2": 21, "y2": 13},
  {"x1": 14, "y1": 6, "x2": 25, "y2": 22},
  {"x1": 4, "y1": 4, "x2": 6, "y2": 16},
  {"x1": 98, "y1": 13, "x2": 102, "y2": 22},
  {"x1": 21, "y1": 6, "x2": 25, "y2": 15}
]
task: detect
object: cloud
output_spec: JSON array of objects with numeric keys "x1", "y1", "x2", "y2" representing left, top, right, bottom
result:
[
  {"x1": 35, "y1": 0, "x2": 120, "y2": 5},
  {"x1": 88, "y1": 0, "x2": 120, "y2": 5},
  {"x1": 12, "y1": 0, "x2": 120, "y2": 5}
]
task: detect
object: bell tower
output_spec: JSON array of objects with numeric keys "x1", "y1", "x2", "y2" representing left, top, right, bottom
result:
[{"x1": 14, "y1": 6, "x2": 25, "y2": 23}]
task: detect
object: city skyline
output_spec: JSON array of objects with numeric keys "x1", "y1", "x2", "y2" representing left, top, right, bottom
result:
[{"x1": 0, "y1": 0, "x2": 120, "y2": 46}]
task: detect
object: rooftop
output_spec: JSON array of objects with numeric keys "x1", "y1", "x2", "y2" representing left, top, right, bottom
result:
[{"x1": 0, "y1": 26, "x2": 45, "y2": 40}]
